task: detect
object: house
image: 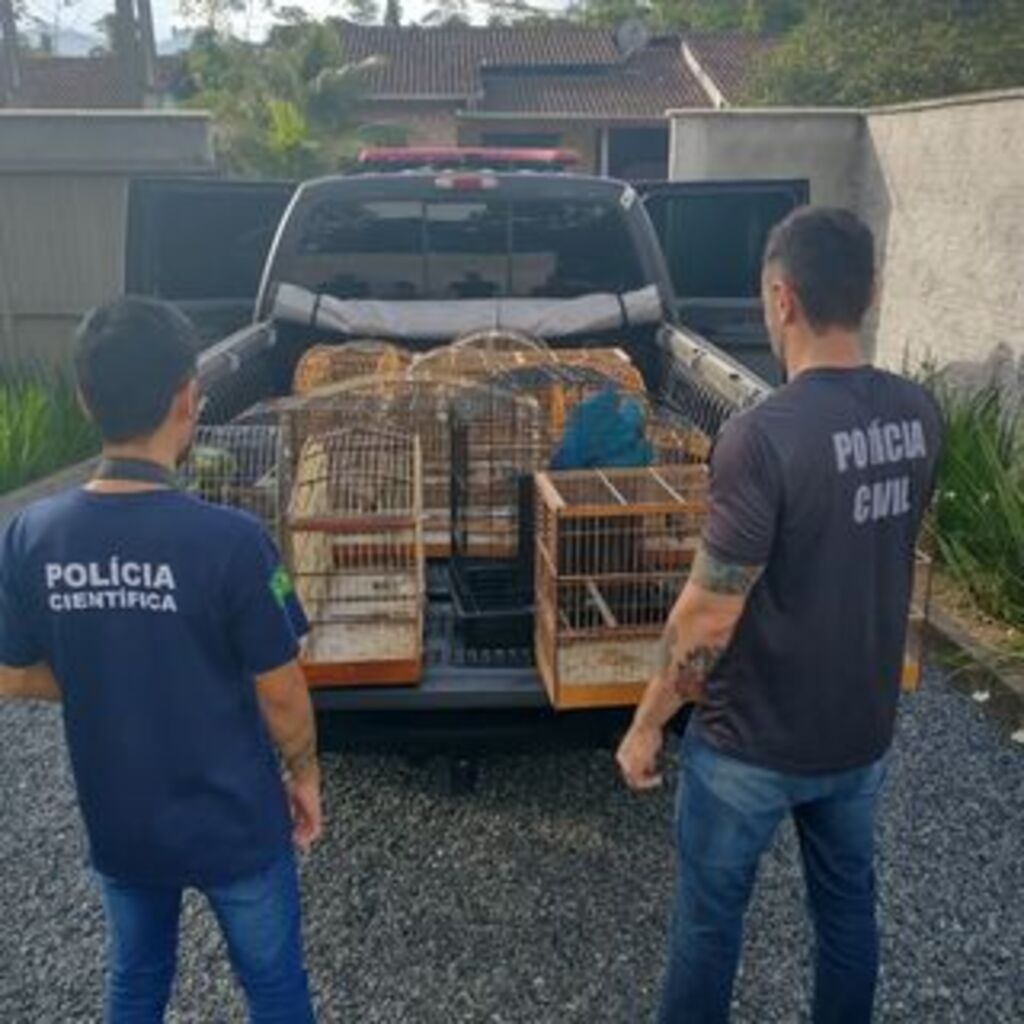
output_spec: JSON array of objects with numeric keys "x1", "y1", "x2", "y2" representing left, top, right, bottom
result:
[
  {"x1": 1, "y1": 55, "x2": 181, "y2": 110},
  {"x1": 338, "y1": 22, "x2": 775, "y2": 180}
]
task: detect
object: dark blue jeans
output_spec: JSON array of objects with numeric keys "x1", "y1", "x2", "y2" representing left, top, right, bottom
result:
[
  {"x1": 660, "y1": 726, "x2": 888, "y2": 1024},
  {"x1": 98, "y1": 851, "x2": 315, "y2": 1024}
]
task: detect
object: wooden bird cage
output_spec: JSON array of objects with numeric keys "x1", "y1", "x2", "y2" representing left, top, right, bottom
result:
[
  {"x1": 534, "y1": 465, "x2": 708, "y2": 709},
  {"x1": 647, "y1": 413, "x2": 713, "y2": 466},
  {"x1": 292, "y1": 340, "x2": 411, "y2": 395},
  {"x1": 555, "y1": 348, "x2": 646, "y2": 395},
  {"x1": 409, "y1": 329, "x2": 554, "y2": 382},
  {"x1": 279, "y1": 374, "x2": 480, "y2": 558},
  {"x1": 180, "y1": 425, "x2": 282, "y2": 542},
  {"x1": 902, "y1": 551, "x2": 934, "y2": 693},
  {"x1": 287, "y1": 427, "x2": 424, "y2": 687}
]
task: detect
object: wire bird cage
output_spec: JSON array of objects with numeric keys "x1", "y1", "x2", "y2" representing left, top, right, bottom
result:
[
  {"x1": 278, "y1": 374, "x2": 480, "y2": 558},
  {"x1": 903, "y1": 551, "x2": 934, "y2": 693},
  {"x1": 286, "y1": 427, "x2": 424, "y2": 687},
  {"x1": 555, "y1": 348, "x2": 647, "y2": 396},
  {"x1": 535, "y1": 465, "x2": 708, "y2": 709},
  {"x1": 180, "y1": 425, "x2": 282, "y2": 541},
  {"x1": 448, "y1": 387, "x2": 547, "y2": 649},
  {"x1": 492, "y1": 362, "x2": 640, "y2": 443},
  {"x1": 647, "y1": 412, "x2": 713, "y2": 466},
  {"x1": 292, "y1": 340, "x2": 411, "y2": 395},
  {"x1": 409, "y1": 329, "x2": 554, "y2": 382}
]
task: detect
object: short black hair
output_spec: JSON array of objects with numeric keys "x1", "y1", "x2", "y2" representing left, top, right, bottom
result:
[
  {"x1": 74, "y1": 296, "x2": 199, "y2": 443},
  {"x1": 764, "y1": 207, "x2": 875, "y2": 333}
]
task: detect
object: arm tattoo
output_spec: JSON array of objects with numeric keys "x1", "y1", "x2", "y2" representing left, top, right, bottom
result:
[
  {"x1": 657, "y1": 623, "x2": 723, "y2": 700},
  {"x1": 691, "y1": 544, "x2": 765, "y2": 596}
]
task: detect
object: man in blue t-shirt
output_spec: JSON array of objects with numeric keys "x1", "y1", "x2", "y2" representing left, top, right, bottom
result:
[{"x1": 0, "y1": 297, "x2": 322, "y2": 1022}]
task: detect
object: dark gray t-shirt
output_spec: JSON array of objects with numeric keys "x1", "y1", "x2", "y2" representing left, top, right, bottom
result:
[{"x1": 698, "y1": 365, "x2": 942, "y2": 774}]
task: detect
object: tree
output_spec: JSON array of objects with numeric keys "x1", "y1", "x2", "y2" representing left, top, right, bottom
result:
[
  {"x1": 180, "y1": 23, "x2": 399, "y2": 177},
  {"x1": 344, "y1": 0, "x2": 380, "y2": 24},
  {"x1": 178, "y1": 0, "x2": 245, "y2": 33},
  {"x1": 384, "y1": 0, "x2": 401, "y2": 26},
  {"x1": 568, "y1": 0, "x2": 810, "y2": 32},
  {"x1": 422, "y1": 0, "x2": 471, "y2": 27},
  {"x1": 742, "y1": 0, "x2": 1024, "y2": 107}
]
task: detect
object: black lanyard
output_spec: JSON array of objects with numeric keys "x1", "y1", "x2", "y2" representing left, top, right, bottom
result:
[{"x1": 93, "y1": 458, "x2": 179, "y2": 490}]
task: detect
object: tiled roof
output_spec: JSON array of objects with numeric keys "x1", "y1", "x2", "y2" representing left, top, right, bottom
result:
[
  {"x1": 683, "y1": 33, "x2": 776, "y2": 101},
  {"x1": 9, "y1": 56, "x2": 180, "y2": 109},
  {"x1": 474, "y1": 42, "x2": 711, "y2": 117},
  {"x1": 338, "y1": 21, "x2": 626, "y2": 97}
]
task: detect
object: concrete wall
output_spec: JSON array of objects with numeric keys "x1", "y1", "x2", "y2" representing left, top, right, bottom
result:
[
  {"x1": 0, "y1": 111, "x2": 214, "y2": 366},
  {"x1": 860, "y1": 92, "x2": 1024, "y2": 376},
  {"x1": 667, "y1": 109, "x2": 864, "y2": 207},
  {"x1": 667, "y1": 96, "x2": 1024, "y2": 378}
]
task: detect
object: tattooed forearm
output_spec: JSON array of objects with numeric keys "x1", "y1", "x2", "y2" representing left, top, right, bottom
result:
[
  {"x1": 657, "y1": 623, "x2": 723, "y2": 701},
  {"x1": 691, "y1": 544, "x2": 765, "y2": 596}
]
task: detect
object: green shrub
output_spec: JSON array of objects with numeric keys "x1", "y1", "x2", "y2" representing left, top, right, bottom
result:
[
  {"x1": 0, "y1": 367, "x2": 99, "y2": 496},
  {"x1": 929, "y1": 380, "x2": 1023, "y2": 630}
]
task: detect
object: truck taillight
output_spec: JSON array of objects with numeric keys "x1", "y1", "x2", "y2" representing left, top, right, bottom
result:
[{"x1": 434, "y1": 173, "x2": 498, "y2": 191}]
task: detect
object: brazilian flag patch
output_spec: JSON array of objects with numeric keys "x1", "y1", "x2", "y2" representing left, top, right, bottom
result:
[{"x1": 269, "y1": 565, "x2": 295, "y2": 608}]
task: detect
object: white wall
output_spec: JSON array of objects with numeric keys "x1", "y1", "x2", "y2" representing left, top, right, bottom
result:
[
  {"x1": 667, "y1": 95, "x2": 1024, "y2": 379},
  {"x1": 0, "y1": 112, "x2": 214, "y2": 366},
  {"x1": 860, "y1": 92, "x2": 1024, "y2": 376},
  {"x1": 667, "y1": 108, "x2": 864, "y2": 207}
]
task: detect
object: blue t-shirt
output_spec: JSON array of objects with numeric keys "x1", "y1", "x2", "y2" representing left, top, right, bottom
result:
[{"x1": 0, "y1": 488, "x2": 309, "y2": 887}]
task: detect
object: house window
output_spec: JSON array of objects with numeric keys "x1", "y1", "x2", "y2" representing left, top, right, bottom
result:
[{"x1": 481, "y1": 132, "x2": 562, "y2": 150}]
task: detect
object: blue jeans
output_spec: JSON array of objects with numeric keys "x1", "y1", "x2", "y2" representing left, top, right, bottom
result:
[
  {"x1": 98, "y1": 851, "x2": 315, "y2": 1024},
  {"x1": 660, "y1": 727, "x2": 888, "y2": 1024}
]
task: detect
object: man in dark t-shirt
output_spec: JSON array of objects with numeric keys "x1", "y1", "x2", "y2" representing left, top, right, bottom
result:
[
  {"x1": 0, "y1": 298, "x2": 321, "y2": 1021},
  {"x1": 618, "y1": 208, "x2": 941, "y2": 1023}
]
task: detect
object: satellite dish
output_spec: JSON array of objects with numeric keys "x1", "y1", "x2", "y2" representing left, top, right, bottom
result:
[{"x1": 615, "y1": 17, "x2": 650, "y2": 58}]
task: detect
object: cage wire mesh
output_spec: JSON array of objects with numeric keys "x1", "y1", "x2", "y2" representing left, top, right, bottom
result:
[
  {"x1": 180, "y1": 425, "x2": 282, "y2": 541},
  {"x1": 450, "y1": 386, "x2": 547, "y2": 562},
  {"x1": 554, "y1": 348, "x2": 647, "y2": 395},
  {"x1": 535, "y1": 465, "x2": 708, "y2": 707},
  {"x1": 491, "y1": 362, "x2": 641, "y2": 444},
  {"x1": 278, "y1": 373, "x2": 482, "y2": 558},
  {"x1": 291, "y1": 340, "x2": 411, "y2": 395},
  {"x1": 408, "y1": 329, "x2": 555, "y2": 382},
  {"x1": 646, "y1": 410, "x2": 714, "y2": 466},
  {"x1": 287, "y1": 426, "x2": 424, "y2": 685}
]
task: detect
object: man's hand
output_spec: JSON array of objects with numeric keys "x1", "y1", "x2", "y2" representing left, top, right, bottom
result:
[
  {"x1": 286, "y1": 763, "x2": 323, "y2": 854},
  {"x1": 617, "y1": 721, "x2": 665, "y2": 791}
]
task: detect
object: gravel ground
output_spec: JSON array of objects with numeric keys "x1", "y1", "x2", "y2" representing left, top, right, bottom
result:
[{"x1": 0, "y1": 668, "x2": 1022, "y2": 1024}]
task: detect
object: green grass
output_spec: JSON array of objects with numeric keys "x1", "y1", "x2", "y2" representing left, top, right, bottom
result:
[
  {"x1": 0, "y1": 367, "x2": 99, "y2": 496},
  {"x1": 927, "y1": 379, "x2": 1024, "y2": 632}
]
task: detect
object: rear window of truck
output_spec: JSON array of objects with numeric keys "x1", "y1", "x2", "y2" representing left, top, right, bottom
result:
[{"x1": 291, "y1": 198, "x2": 646, "y2": 300}]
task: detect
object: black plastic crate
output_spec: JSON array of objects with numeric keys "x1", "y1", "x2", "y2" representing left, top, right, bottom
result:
[{"x1": 449, "y1": 559, "x2": 534, "y2": 651}]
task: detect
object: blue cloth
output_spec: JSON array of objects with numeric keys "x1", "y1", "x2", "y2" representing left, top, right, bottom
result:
[
  {"x1": 660, "y1": 724, "x2": 887, "y2": 1024},
  {"x1": 99, "y1": 850, "x2": 315, "y2": 1023},
  {"x1": 0, "y1": 489, "x2": 308, "y2": 887},
  {"x1": 550, "y1": 389, "x2": 653, "y2": 470}
]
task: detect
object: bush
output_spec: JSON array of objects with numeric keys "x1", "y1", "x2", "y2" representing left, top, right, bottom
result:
[
  {"x1": 0, "y1": 367, "x2": 99, "y2": 496},
  {"x1": 929, "y1": 380, "x2": 1023, "y2": 630}
]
